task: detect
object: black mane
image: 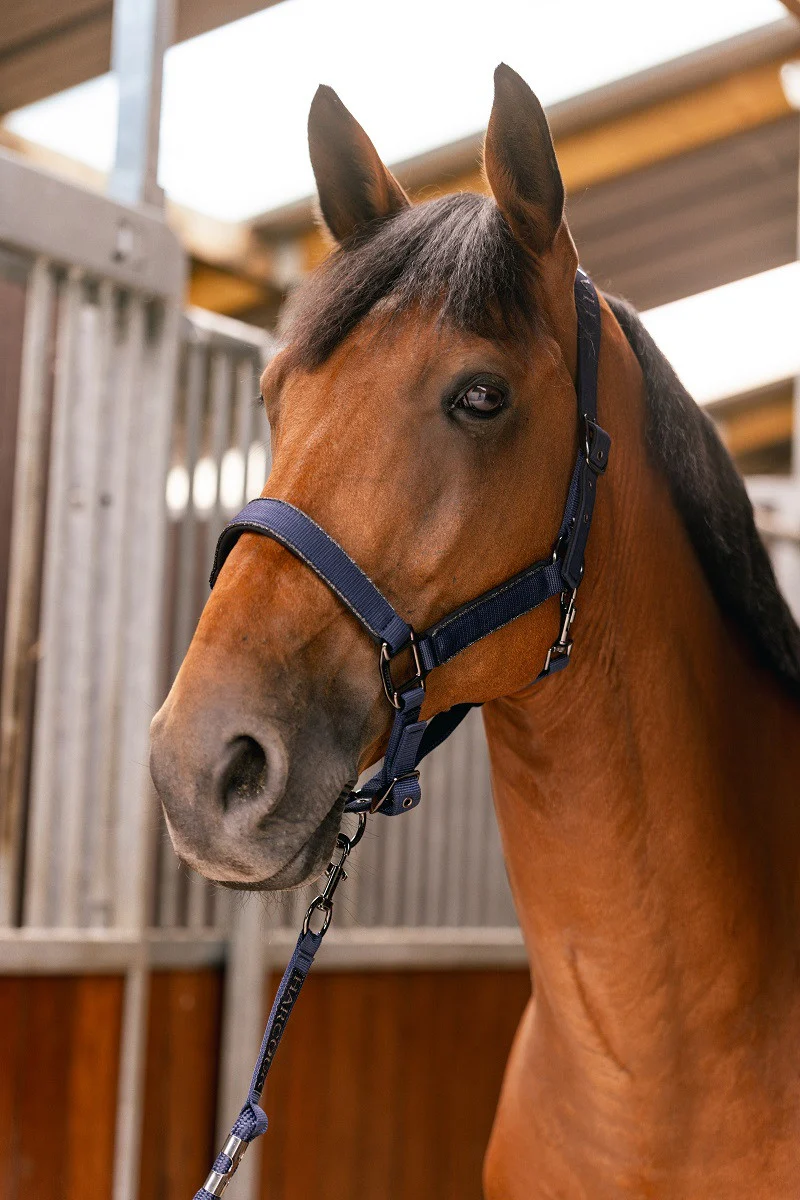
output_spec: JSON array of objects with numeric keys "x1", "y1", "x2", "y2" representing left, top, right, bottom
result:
[
  {"x1": 279, "y1": 192, "x2": 538, "y2": 367},
  {"x1": 281, "y1": 190, "x2": 800, "y2": 697},
  {"x1": 607, "y1": 294, "x2": 800, "y2": 697}
]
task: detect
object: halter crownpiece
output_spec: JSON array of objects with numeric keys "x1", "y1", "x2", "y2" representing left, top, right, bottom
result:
[{"x1": 196, "y1": 269, "x2": 609, "y2": 1197}]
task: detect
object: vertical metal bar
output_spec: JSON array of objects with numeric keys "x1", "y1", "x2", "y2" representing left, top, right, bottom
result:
[
  {"x1": 25, "y1": 269, "x2": 83, "y2": 927},
  {"x1": 216, "y1": 895, "x2": 267, "y2": 1200},
  {"x1": 114, "y1": 298, "x2": 181, "y2": 931},
  {"x1": 234, "y1": 358, "x2": 256, "y2": 507},
  {"x1": 87, "y1": 290, "x2": 144, "y2": 928},
  {"x1": 0, "y1": 257, "x2": 54, "y2": 926},
  {"x1": 108, "y1": 0, "x2": 174, "y2": 210},
  {"x1": 113, "y1": 954, "x2": 150, "y2": 1200},
  {"x1": 173, "y1": 341, "x2": 205, "y2": 665},
  {"x1": 60, "y1": 285, "x2": 111, "y2": 927},
  {"x1": 207, "y1": 348, "x2": 234, "y2": 538}
]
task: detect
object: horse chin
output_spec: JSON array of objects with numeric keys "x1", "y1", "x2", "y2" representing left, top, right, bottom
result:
[{"x1": 213, "y1": 787, "x2": 347, "y2": 893}]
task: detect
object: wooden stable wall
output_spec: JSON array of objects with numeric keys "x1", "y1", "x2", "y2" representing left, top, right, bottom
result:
[
  {"x1": 140, "y1": 969, "x2": 224, "y2": 1200},
  {"x1": 0, "y1": 974, "x2": 124, "y2": 1200},
  {"x1": 0, "y1": 969, "x2": 222, "y2": 1200},
  {"x1": 0, "y1": 967, "x2": 529, "y2": 1199},
  {"x1": 260, "y1": 969, "x2": 531, "y2": 1200}
]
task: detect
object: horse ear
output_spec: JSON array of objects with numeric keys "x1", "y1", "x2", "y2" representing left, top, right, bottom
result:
[
  {"x1": 483, "y1": 64, "x2": 565, "y2": 255},
  {"x1": 308, "y1": 85, "x2": 410, "y2": 244}
]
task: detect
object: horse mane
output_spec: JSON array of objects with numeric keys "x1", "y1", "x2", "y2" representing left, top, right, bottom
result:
[
  {"x1": 279, "y1": 192, "x2": 539, "y2": 368},
  {"x1": 606, "y1": 293, "x2": 800, "y2": 698}
]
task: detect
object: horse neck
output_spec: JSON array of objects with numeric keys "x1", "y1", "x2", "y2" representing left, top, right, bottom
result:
[{"x1": 483, "y1": 308, "x2": 800, "y2": 1096}]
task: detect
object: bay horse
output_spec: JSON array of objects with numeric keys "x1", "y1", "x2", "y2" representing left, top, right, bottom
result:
[{"x1": 150, "y1": 66, "x2": 800, "y2": 1197}]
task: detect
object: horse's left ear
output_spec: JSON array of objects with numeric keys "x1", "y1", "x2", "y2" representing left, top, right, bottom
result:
[
  {"x1": 308, "y1": 85, "x2": 410, "y2": 244},
  {"x1": 483, "y1": 64, "x2": 565, "y2": 255}
]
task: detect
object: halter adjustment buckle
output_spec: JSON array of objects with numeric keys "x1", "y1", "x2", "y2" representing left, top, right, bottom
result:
[
  {"x1": 370, "y1": 770, "x2": 421, "y2": 814},
  {"x1": 380, "y1": 631, "x2": 425, "y2": 710}
]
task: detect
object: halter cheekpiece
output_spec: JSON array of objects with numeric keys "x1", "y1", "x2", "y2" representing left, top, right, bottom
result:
[{"x1": 196, "y1": 269, "x2": 610, "y2": 1197}]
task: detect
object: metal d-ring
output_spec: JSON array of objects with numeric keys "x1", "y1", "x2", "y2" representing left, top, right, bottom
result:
[{"x1": 340, "y1": 809, "x2": 368, "y2": 852}]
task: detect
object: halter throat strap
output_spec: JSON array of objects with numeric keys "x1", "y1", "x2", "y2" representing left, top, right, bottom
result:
[{"x1": 209, "y1": 269, "x2": 609, "y2": 816}]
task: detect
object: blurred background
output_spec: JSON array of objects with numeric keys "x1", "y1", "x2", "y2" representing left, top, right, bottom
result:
[{"x1": 1, "y1": 1, "x2": 800, "y2": 1197}]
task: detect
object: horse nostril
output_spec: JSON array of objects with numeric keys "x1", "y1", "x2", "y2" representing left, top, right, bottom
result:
[{"x1": 220, "y1": 735, "x2": 269, "y2": 809}]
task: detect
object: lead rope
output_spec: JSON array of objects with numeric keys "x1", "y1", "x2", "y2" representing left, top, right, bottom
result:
[{"x1": 194, "y1": 811, "x2": 368, "y2": 1198}]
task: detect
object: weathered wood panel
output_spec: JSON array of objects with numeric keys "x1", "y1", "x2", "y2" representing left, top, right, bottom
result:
[
  {"x1": 139, "y1": 968, "x2": 224, "y2": 1200},
  {"x1": 260, "y1": 969, "x2": 531, "y2": 1200},
  {"x1": 0, "y1": 974, "x2": 123, "y2": 1200}
]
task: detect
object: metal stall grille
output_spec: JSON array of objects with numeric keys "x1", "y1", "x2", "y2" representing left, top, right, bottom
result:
[{"x1": 0, "y1": 150, "x2": 184, "y2": 940}]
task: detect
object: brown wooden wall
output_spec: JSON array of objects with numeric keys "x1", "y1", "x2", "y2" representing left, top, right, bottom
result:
[
  {"x1": 260, "y1": 969, "x2": 531, "y2": 1200},
  {"x1": 0, "y1": 966, "x2": 528, "y2": 1200},
  {"x1": 139, "y1": 968, "x2": 224, "y2": 1200},
  {"x1": 0, "y1": 969, "x2": 223, "y2": 1200},
  {"x1": 0, "y1": 974, "x2": 124, "y2": 1200}
]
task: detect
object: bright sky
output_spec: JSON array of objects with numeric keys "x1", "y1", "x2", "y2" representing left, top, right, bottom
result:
[
  {"x1": 642, "y1": 263, "x2": 800, "y2": 406},
  {"x1": 5, "y1": 0, "x2": 787, "y2": 222}
]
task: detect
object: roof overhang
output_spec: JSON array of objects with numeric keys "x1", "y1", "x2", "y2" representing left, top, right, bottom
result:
[{"x1": 0, "y1": 0, "x2": 285, "y2": 115}]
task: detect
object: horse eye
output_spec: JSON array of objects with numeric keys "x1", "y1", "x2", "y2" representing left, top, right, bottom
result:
[{"x1": 458, "y1": 383, "x2": 506, "y2": 415}]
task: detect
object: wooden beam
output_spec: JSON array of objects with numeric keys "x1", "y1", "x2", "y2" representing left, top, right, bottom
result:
[
  {"x1": 187, "y1": 262, "x2": 271, "y2": 315},
  {"x1": 297, "y1": 54, "x2": 796, "y2": 274},
  {"x1": 713, "y1": 385, "x2": 794, "y2": 457}
]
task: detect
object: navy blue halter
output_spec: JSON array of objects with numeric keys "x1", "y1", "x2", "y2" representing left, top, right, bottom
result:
[
  {"x1": 209, "y1": 268, "x2": 609, "y2": 819},
  {"x1": 195, "y1": 269, "x2": 609, "y2": 1198}
]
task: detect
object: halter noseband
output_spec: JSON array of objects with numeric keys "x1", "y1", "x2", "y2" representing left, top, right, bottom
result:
[
  {"x1": 209, "y1": 269, "x2": 609, "y2": 818},
  {"x1": 196, "y1": 269, "x2": 609, "y2": 1199}
]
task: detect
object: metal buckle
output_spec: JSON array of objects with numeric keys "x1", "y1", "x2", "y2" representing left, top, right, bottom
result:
[
  {"x1": 541, "y1": 588, "x2": 578, "y2": 677},
  {"x1": 380, "y1": 631, "x2": 425, "y2": 710},
  {"x1": 369, "y1": 770, "x2": 421, "y2": 814}
]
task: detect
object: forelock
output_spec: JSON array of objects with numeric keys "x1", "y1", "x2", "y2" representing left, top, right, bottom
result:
[{"x1": 278, "y1": 192, "x2": 538, "y2": 368}]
